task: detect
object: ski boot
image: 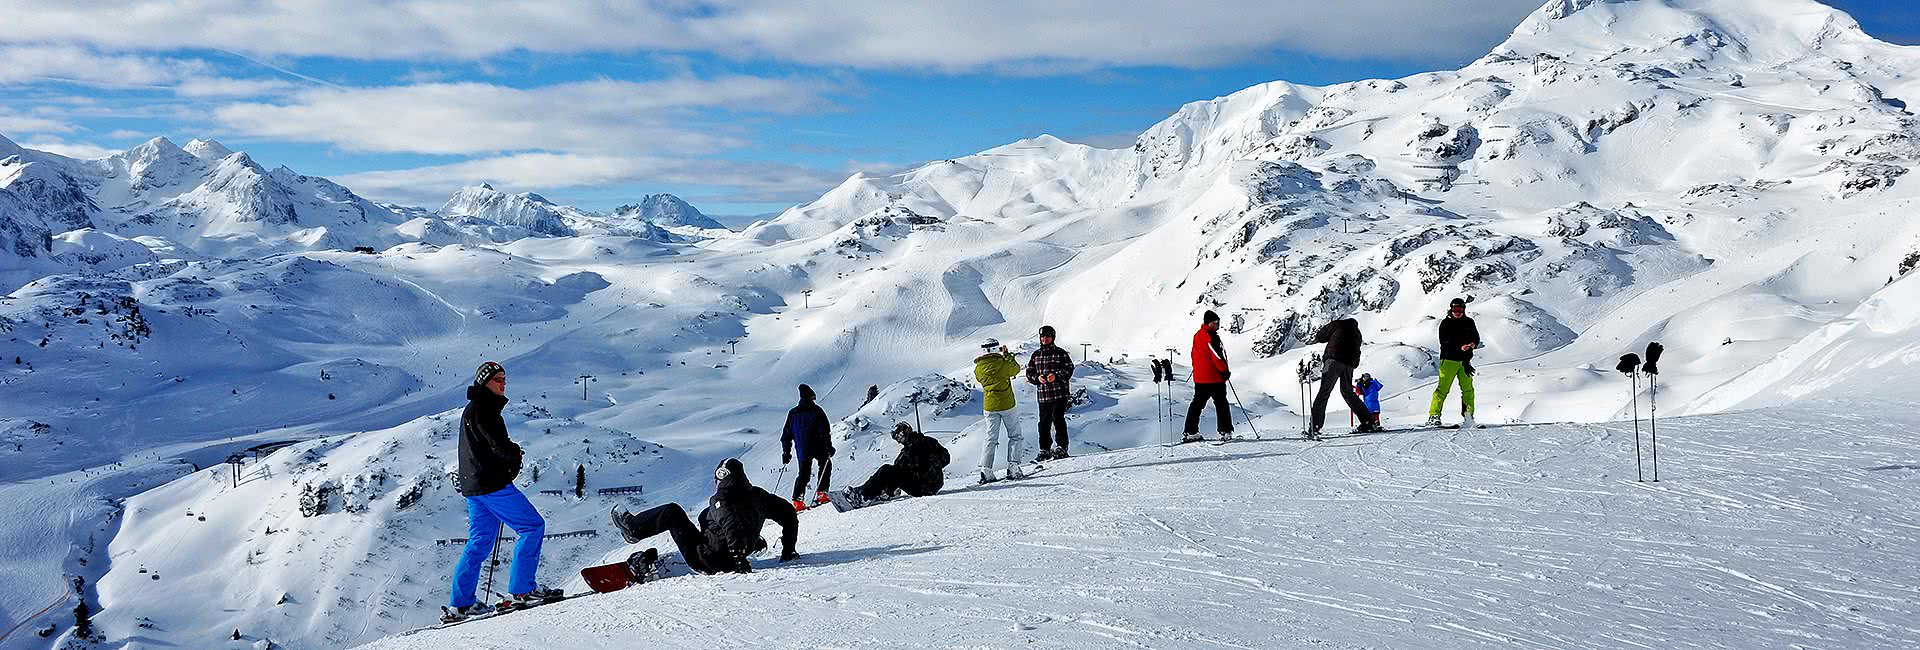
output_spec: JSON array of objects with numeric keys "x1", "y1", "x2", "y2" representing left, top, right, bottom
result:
[
  {"x1": 1216, "y1": 431, "x2": 1234, "y2": 443},
  {"x1": 978, "y1": 468, "x2": 999, "y2": 485},
  {"x1": 1304, "y1": 427, "x2": 1322, "y2": 441},
  {"x1": 1460, "y1": 413, "x2": 1477, "y2": 429},
  {"x1": 1034, "y1": 450, "x2": 1053, "y2": 463},
  {"x1": 1423, "y1": 415, "x2": 1443, "y2": 428},
  {"x1": 812, "y1": 491, "x2": 832, "y2": 507},
  {"x1": 1180, "y1": 432, "x2": 1204, "y2": 443},
  {"x1": 790, "y1": 498, "x2": 807, "y2": 512},
  {"x1": 1052, "y1": 447, "x2": 1070, "y2": 459},
  {"x1": 440, "y1": 602, "x2": 493, "y2": 624},
  {"x1": 610, "y1": 507, "x2": 639, "y2": 544},
  {"x1": 500, "y1": 585, "x2": 564, "y2": 610}
]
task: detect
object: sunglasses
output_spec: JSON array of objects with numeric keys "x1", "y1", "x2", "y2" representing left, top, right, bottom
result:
[{"x1": 488, "y1": 376, "x2": 507, "y2": 384}]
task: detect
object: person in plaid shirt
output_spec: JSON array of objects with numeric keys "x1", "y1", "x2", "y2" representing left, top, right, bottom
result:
[{"x1": 1024, "y1": 325, "x2": 1076, "y2": 460}]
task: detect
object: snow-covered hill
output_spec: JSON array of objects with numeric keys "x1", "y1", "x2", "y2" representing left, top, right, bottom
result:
[
  {"x1": 364, "y1": 400, "x2": 1920, "y2": 650},
  {"x1": 2, "y1": 0, "x2": 1919, "y2": 647}
]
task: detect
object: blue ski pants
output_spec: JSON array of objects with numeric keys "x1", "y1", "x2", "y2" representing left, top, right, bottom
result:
[{"x1": 450, "y1": 484, "x2": 545, "y2": 607}]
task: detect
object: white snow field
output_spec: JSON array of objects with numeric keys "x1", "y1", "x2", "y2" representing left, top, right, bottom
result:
[
  {"x1": 2, "y1": 0, "x2": 1920, "y2": 647},
  {"x1": 364, "y1": 400, "x2": 1920, "y2": 650}
]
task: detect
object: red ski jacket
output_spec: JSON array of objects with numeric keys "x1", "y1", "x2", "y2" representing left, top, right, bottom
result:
[{"x1": 1190, "y1": 325, "x2": 1229, "y2": 384}]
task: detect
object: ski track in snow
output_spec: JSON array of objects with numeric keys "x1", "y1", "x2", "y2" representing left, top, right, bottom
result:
[{"x1": 368, "y1": 403, "x2": 1920, "y2": 650}]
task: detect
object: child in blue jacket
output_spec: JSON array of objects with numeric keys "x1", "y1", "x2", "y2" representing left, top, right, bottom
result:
[{"x1": 1355, "y1": 373, "x2": 1384, "y2": 429}]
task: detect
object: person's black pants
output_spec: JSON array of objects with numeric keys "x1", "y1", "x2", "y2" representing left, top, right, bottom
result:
[
  {"x1": 859, "y1": 464, "x2": 937, "y2": 499},
  {"x1": 619, "y1": 503, "x2": 724, "y2": 574},
  {"x1": 1037, "y1": 401, "x2": 1069, "y2": 450},
  {"x1": 1183, "y1": 382, "x2": 1232, "y2": 434},
  {"x1": 792, "y1": 456, "x2": 831, "y2": 501},
  {"x1": 1312, "y1": 359, "x2": 1373, "y2": 430}
]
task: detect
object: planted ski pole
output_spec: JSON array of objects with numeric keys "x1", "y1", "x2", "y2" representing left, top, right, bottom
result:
[
  {"x1": 1616, "y1": 353, "x2": 1643, "y2": 482},
  {"x1": 482, "y1": 521, "x2": 505, "y2": 602},
  {"x1": 1228, "y1": 379, "x2": 1260, "y2": 439},
  {"x1": 1644, "y1": 342, "x2": 1665, "y2": 482}
]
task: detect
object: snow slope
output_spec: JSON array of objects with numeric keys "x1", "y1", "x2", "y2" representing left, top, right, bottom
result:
[
  {"x1": 3, "y1": 0, "x2": 1920, "y2": 647},
  {"x1": 369, "y1": 399, "x2": 1920, "y2": 650}
]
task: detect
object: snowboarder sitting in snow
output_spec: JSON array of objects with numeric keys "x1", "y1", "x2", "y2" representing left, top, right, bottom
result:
[
  {"x1": 609, "y1": 458, "x2": 799, "y2": 574},
  {"x1": 842, "y1": 422, "x2": 951, "y2": 508},
  {"x1": 1354, "y1": 373, "x2": 1384, "y2": 429},
  {"x1": 781, "y1": 384, "x2": 835, "y2": 510}
]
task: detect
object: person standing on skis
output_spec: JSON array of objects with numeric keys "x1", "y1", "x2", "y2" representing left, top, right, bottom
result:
[
  {"x1": 973, "y1": 338, "x2": 1025, "y2": 483},
  {"x1": 1182, "y1": 310, "x2": 1233, "y2": 443},
  {"x1": 610, "y1": 458, "x2": 800, "y2": 574},
  {"x1": 1024, "y1": 325, "x2": 1075, "y2": 461},
  {"x1": 1427, "y1": 297, "x2": 1482, "y2": 428},
  {"x1": 781, "y1": 384, "x2": 834, "y2": 511},
  {"x1": 445, "y1": 361, "x2": 559, "y2": 623},
  {"x1": 1355, "y1": 373, "x2": 1384, "y2": 430},
  {"x1": 1308, "y1": 318, "x2": 1378, "y2": 439}
]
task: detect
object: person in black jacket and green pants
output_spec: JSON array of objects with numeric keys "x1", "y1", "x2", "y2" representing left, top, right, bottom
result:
[{"x1": 1427, "y1": 297, "x2": 1482, "y2": 428}]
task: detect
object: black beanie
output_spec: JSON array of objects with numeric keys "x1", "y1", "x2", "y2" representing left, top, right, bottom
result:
[
  {"x1": 799, "y1": 384, "x2": 815, "y2": 400},
  {"x1": 472, "y1": 361, "x2": 504, "y2": 387},
  {"x1": 1203, "y1": 310, "x2": 1220, "y2": 324}
]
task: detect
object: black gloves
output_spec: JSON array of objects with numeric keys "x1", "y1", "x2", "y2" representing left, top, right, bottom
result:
[
  {"x1": 782, "y1": 449, "x2": 791, "y2": 464},
  {"x1": 1617, "y1": 353, "x2": 1641, "y2": 375},
  {"x1": 1220, "y1": 370, "x2": 1231, "y2": 381},
  {"x1": 1643, "y1": 342, "x2": 1664, "y2": 376}
]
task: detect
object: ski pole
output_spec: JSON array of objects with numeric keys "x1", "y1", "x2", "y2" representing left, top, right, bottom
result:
[
  {"x1": 1631, "y1": 373, "x2": 1643, "y2": 482},
  {"x1": 1649, "y1": 375, "x2": 1660, "y2": 482},
  {"x1": 1228, "y1": 379, "x2": 1260, "y2": 439},
  {"x1": 482, "y1": 521, "x2": 504, "y2": 602}
]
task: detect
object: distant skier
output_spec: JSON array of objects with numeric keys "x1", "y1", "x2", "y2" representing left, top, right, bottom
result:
[
  {"x1": 1182, "y1": 310, "x2": 1233, "y2": 443},
  {"x1": 609, "y1": 458, "x2": 800, "y2": 574},
  {"x1": 839, "y1": 422, "x2": 950, "y2": 508},
  {"x1": 446, "y1": 361, "x2": 559, "y2": 623},
  {"x1": 1355, "y1": 373, "x2": 1384, "y2": 429},
  {"x1": 781, "y1": 384, "x2": 834, "y2": 510},
  {"x1": 1426, "y1": 297, "x2": 1482, "y2": 428},
  {"x1": 1309, "y1": 318, "x2": 1378, "y2": 438},
  {"x1": 1024, "y1": 325, "x2": 1075, "y2": 460},
  {"x1": 973, "y1": 338, "x2": 1025, "y2": 483}
]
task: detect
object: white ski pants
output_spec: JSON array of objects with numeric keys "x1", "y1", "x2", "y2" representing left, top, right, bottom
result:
[{"x1": 978, "y1": 409, "x2": 1024, "y2": 470}]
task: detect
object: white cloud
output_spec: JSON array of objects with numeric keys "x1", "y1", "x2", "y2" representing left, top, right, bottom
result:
[
  {"x1": 0, "y1": 1, "x2": 1547, "y2": 68},
  {"x1": 22, "y1": 139, "x2": 118, "y2": 159},
  {"x1": 335, "y1": 153, "x2": 849, "y2": 207},
  {"x1": 214, "y1": 77, "x2": 837, "y2": 156},
  {"x1": 173, "y1": 76, "x2": 294, "y2": 98},
  {"x1": 0, "y1": 111, "x2": 76, "y2": 135},
  {"x1": 107, "y1": 129, "x2": 147, "y2": 139},
  {"x1": 0, "y1": 44, "x2": 201, "y2": 86}
]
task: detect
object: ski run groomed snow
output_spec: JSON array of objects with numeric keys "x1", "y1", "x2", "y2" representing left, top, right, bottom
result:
[{"x1": 2, "y1": 0, "x2": 1920, "y2": 647}]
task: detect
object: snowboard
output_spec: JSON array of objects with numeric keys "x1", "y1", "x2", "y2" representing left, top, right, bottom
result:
[
  {"x1": 580, "y1": 548, "x2": 662, "y2": 594},
  {"x1": 825, "y1": 488, "x2": 899, "y2": 513}
]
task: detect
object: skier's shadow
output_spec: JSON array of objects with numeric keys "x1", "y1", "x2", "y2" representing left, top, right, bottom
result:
[
  {"x1": 1041, "y1": 447, "x2": 1299, "y2": 480},
  {"x1": 779, "y1": 544, "x2": 946, "y2": 568}
]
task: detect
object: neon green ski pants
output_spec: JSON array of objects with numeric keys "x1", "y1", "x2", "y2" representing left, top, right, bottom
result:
[{"x1": 1428, "y1": 359, "x2": 1475, "y2": 418}]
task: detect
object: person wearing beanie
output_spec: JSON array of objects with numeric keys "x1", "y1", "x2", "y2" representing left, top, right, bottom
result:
[
  {"x1": 1182, "y1": 311, "x2": 1234, "y2": 442},
  {"x1": 610, "y1": 458, "x2": 800, "y2": 575},
  {"x1": 445, "y1": 362, "x2": 558, "y2": 622},
  {"x1": 1024, "y1": 325, "x2": 1075, "y2": 462},
  {"x1": 1427, "y1": 298, "x2": 1483, "y2": 428},
  {"x1": 780, "y1": 384, "x2": 834, "y2": 510},
  {"x1": 973, "y1": 338, "x2": 1025, "y2": 483}
]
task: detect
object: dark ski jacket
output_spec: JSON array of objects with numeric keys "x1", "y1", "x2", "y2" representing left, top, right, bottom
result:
[
  {"x1": 781, "y1": 397, "x2": 833, "y2": 460},
  {"x1": 1314, "y1": 318, "x2": 1364, "y2": 368},
  {"x1": 697, "y1": 458, "x2": 798, "y2": 572},
  {"x1": 458, "y1": 385, "x2": 523, "y2": 497},
  {"x1": 1024, "y1": 344, "x2": 1076, "y2": 404},
  {"x1": 889, "y1": 429, "x2": 951, "y2": 496},
  {"x1": 1438, "y1": 315, "x2": 1482, "y2": 363},
  {"x1": 1190, "y1": 326, "x2": 1229, "y2": 384}
]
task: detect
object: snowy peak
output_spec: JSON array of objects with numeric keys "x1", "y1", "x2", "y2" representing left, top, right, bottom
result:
[
  {"x1": 439, "y1": 184, "x2": 576, "y2": 237},
  {"x1": 1494, "y1": 0, "x2": 1889, "y2": 68},
  {"x1": 182, "y1": 138, "x2": 234, "y2": 161},
  {"x1": 611, "y1": 193, "x2": 726, "y2": 230}
]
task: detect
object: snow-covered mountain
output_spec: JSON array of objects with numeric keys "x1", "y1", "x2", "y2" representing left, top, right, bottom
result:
[
  {"x1": 611, "y1": 193, "x2": 729, "y2": 232},
  {"x1": 4, "y1": 0, "x2": 1920, "y2": 648}
]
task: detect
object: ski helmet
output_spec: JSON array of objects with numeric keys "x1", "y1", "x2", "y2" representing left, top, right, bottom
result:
[
  {"x1": 980, "y1": 337, "x2": 1000, "y2": 350},
  {"x1": 1038, "y1": 325, "x2": 1056, "y2": 339}
]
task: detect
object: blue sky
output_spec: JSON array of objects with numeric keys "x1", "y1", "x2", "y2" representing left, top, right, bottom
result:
[{"x1": 1, "y1": 1, "x2": 1914, "y2": 223}]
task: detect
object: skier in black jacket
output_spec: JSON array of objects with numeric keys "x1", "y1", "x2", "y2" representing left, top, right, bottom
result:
[
  {"x1": 446, "y1": 361, "x2": 558, "y2": 622},
  {"x1": 781, "y1": 384, "x2": 835, "y2": 510},
  {"x1": 843, "y1": 423, "x2": 950, "y2": 508},
  {"x1": 1309, "y1": 318, "x2": 1379, "y2": 438},
  {"x1": 1426, "y1": 297, "x2": 1483, "y2": 428},
  {"x1": 609, "y1": 457, "x2": 800, "y2": 574}
]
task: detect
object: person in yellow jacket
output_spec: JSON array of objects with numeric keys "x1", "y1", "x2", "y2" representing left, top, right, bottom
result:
[{"x1": 973, "y1": 338, "x2": 1026, "y2": 483}]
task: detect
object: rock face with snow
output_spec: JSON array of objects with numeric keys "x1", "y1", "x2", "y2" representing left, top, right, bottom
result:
[
  {"x1": 612, "y1": 193, "x2": 728, "y2": 231},
  {"x1": 438, "y1": 183, "x2": 580, "y2": 238}
]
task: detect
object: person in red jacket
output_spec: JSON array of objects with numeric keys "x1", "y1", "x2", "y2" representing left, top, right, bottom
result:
[{"x1": 1182, "y1": 310, "x2": 1233, "y2": 443}]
